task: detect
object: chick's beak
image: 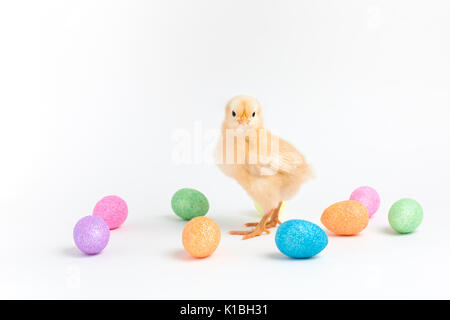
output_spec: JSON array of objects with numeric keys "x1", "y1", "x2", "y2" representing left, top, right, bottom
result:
[{"x1": 238, "y1": 111, "x2": 250, "y2": 125}]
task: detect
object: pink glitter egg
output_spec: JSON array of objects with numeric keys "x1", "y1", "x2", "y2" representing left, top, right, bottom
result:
[
  {"x1": 93, "y1": 195, "x2": 128, "y2": 229},
  {"x1": 73, "y1": 216, "x2": 110, "y2": 255},
  {"x1": 349, "y1": 186, "x2": 380, "y2": 218}
]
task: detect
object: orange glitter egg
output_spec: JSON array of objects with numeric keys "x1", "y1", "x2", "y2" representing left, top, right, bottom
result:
[
  {"x1": 321, "y1": 200, "x2": 369, "y2": 235},
  {"x1": 182, "y1": 216, "x2": 221, "y2": 258}
]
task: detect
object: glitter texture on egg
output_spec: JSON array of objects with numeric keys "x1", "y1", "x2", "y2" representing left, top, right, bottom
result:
[
  {"x1": 93, "y1": 195, "x2": 128, "y2": 230},
  {"x1": 171, "y1": 188, "x2": 209, "y2": 220},
  {"x1": 350, "y1": 186, "x2": 380, "y2": 217},
  {"x1": 275, "y1": 219, "x2": 328, "y2": 259},
  {"x1": 321, "y1": 200, "x2": 369, "y2": 235},
  {"x1": 388, "y1": 198, "x2": 423, "y2": 234},
  {"x1": 182, "y1": 216, "x2": 220, "y2": 258},
  {"x1": 73, "y1": 216, "x2": 110, "y2": 255}
]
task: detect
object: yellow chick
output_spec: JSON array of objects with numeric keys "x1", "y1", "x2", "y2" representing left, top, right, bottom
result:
[{"x1": 216, "y1": 95, "x2": 313, "y2": 239}]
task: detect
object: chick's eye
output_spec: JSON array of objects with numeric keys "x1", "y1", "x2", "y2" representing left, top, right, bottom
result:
[
  {"x1": 232, "y1": 111, "x2": 236, "y2": 117},
  {"x1": 252, "y1": 112, "x2": 256, "y2": 117}
]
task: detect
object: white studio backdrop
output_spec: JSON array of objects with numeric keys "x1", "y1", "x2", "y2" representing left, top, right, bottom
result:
[{"x1": 0, "y1": 1, "x2": 449, "y2": 299}]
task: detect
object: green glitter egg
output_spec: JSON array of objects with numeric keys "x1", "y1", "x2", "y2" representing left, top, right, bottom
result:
[
  {"x1": 171, "y1": 188, "x2": 209, "y2": 220},
  {"x1": 388, "y1": 198, "x2": 423, "y2": 234}
]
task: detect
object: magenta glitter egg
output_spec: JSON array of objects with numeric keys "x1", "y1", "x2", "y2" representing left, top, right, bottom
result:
[
  {"x1": 93, "y1": 195, "x2": 128, "y2": 230},
  {"x1": 73, "y1": 216, "x2": 110, "y2": 255},
  {"x1": 349, "y1": 186, "x2": 380, "y2": 218}
]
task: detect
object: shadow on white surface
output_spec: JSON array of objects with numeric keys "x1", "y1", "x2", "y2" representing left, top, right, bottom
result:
[
  {"x1": 263, "y1": 252, "x2": 323, "y2": 261},
  {"x1": 168, "y1": 249, "x2": 198, "y2": 261},
  {"x1": 60, "y1": 247, "x2": 94, "y2": 258}
]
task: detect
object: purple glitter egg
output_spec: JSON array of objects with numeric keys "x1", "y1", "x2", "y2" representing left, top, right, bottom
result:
[{"x1": 73, "y1": 216, "x2": 110, "y2": 255}]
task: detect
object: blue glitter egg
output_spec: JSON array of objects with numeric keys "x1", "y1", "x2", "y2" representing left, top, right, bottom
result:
[{"x1": 275, "y1": 219, "x2": 328, "y2": 259}]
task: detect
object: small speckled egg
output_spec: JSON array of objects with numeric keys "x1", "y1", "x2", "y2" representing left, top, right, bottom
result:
[
  {"x1": 275, "y1": 220, "x2": 328, "y2": 259},
  {"x1": 321, "y1": 200, "x2": 369, "y2": 235},
  {"x1": 388, "y1": 198, "x2": 423, "y2": 234},
  {"x1": 171, "y1": 188, "x2": 209, "y2": 220},
  {"x1": 254, "y1": 201, "x2": 286, "y2": 219},
  {"x1": 73, "y1": 216, "x2": 110, "y2": 255},
  {"x1": 93, "y1": 195, "x2": 128, "y2": 230},
  {"x1": 349, "y1": 186, "x2": 380, "y2": 217},
  {"x1": 182, "y1": 216, "x2": 221, "y2": 258}
]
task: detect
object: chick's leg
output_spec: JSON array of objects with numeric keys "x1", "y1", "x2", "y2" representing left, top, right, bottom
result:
[
  {"x1": 266, "y1": 202, "x2": 283, "y2": 228},
  {"x1": 229, "y1": 209, "x2": 274, "y2": 239},
  {"x1": 245, "y1": 202, "x2": 282, "y2": 229},
  {"x1": 242, "y1": 210, "x2": 273, "y2": 240}
]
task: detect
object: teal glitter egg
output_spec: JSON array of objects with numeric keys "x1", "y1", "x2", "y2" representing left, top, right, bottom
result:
[
  {"x1": 171, "y1": 188, "x2": 209, "y2": 220},
  {"x1": 275, "y1": 219, "x2": 328, "y2": 259},
  {"x1": 388, "y1": 198, "x2": 423, "y2": 234}
]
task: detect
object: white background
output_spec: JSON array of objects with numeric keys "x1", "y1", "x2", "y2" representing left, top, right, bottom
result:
[{"x1": 0, "y1": 1, "x2": 449, "y2": 299}]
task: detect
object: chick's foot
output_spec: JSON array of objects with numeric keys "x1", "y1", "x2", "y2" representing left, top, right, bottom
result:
[
  {"x1": 229, "y1": 229, "x2": 270, "y2": 236},
  {"x1": 229, "y1": 210, "x2": 273, "y2": 240},
  {"x1": 265, "y1": 202, "x2": 283, "y2": 228},
  {"x1": 265, "y1": 219, "x2": 282, "y2": 229},
  {"x1": 245, "y1": 220, "x2": 280, "y2": 228},
  {"x1": 241, "y1": 226, "x2": 271, "y2": 240},
  {"x1": 244, "y1": 222, "x2": 259, "y2": 227}
]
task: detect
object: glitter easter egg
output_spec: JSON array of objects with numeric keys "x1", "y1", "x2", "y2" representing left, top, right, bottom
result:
[
  {"x1": 388, "y1": 198, "x2": 423, "y2": 234},
  {"x1": 73, "y1": 216, "x2": 110, "y2": 255},
  {"x1": 171, "y1": 188, "x2": 209, "y2": 220},
  {"x1": 321, "y1": 200, "x2": 369, "y2": 235},
  {"x1": 275, "y1": 220, "x2": 328, "y2": 259},
  {"x1": 182, "y1": 216, "x2": 220, "y2": 258},
  {"x1": 254, "y1": 201, "x2": 286, "y2": 219},
  {"x1": 93, "y1": 195, "x2": 128, "y2": 230},
  {"x1": 350, "y1": 186, "x2": 380, "y2": 217}
]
